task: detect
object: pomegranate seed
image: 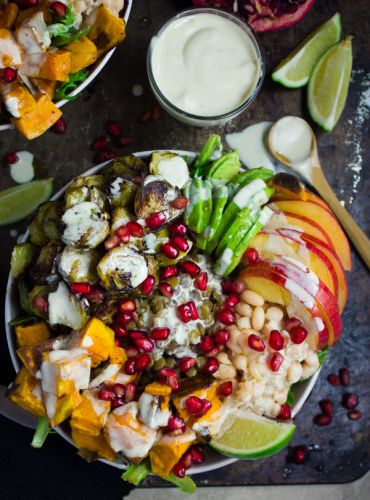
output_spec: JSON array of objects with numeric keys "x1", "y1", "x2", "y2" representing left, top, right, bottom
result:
[
  {"x1": 91, "y1": 136, "x2": 108, "y2": 151},
  {"x1": 126, "y1": 346, "x2": 139, "y2": 358},
  {"x1": 269, "y1": 352, "x2": 284, "y2": 372},
  {"x1": 167, "y1": 415, "x2": 186, "y2": 432},
  {"x1": 185, "y1": 396, "x2": 203, "y2": 415},
  {"x1": 70, "y1": 282, "x2": 91, "y2": 295},
  {"x1": 172, "y1": 463, "x2": 186, "y2": 478},
  {"x1": 319, "y1": 399, "x2": 334, "y2": 416},
  {"x1": 162, "y1": 265, "x2": 178, "y2": 279},
  {"x1": 104, "y1": 234, "x2": 120, "y2": 249},
  {"x1": 111, "y1": 398, "x2": 124, "y2": 409},
  {"x1": 339, "y1": 367, "x2": 350, "y2": 386},
  {"x1": 134, "y1": 337, "x2": 154, "y2": 353},
  {"x1": 130, "y1": 330, "x2": 146, "y2": 340},
  {"x1": 140, "y1": 109, "x2": 152, "y2": 124},
  {"x1": 158, "y1": 282, "x2": 173, "y2": 298},
  {"x1": 125, "y1": 382, "x2": 137, "y2": 402},
  {"x1": 218, "y1": 381, "x2": 233, "y2": 397},
  {"x1": 52, "y1": 117, "x2": 67, "y2": 134},
  {"x1": 196, "y1": 400, "x2": 212, "y2": 418},
  {"x1": 224, "y1": 294, "x2": 239, "y2": 309},
  {"x1": 327, "y1": 374, "x2": 340, "y2": 386},
  {"x1": 181, "y1": 451, "x2": 193, "y2": 469},
  {"x1": 32, "y1": 296, "x2": 48, "y2": 312},
  {"x1": 194, "y1": 271, "x2": 208, "y2": 291},
  {"x1": 199, "y1": 335, "x2": 215, "y2": 353},
  {"x1": 140, "y1": 275, "x2": 155, "y2": 295},
  {"x1": 170, "y1": 236, "x2": 189, "y2": 252},
  {"x1": 244, "y1": 247, "x2": 259, "y2": 264},
  {"x1": 278, "y1": 404, "x2": 291, "y2": 420},
  {"x1": 189, "y1": 446, "x2": 205, "y2": 464},
  {"x1": 178, "y1": 357, "x2": 196, "y2": 372},
  {"x1": 221, "y1": 279, "x2": 233, "y2": 294},
  {"x1": 342, "y1": 393, "x2": 358, "y2": 409},
  {"x1": 164, "y1": 374, "x2": 179, "y2": 390},
  {"x1": 49, "y1": 1, "x2": 67, "y2": 17},
  {"x1": 116, "y1": 312, "x2": 133, "y2": 325},
  {"x1": 284, "y1": 317, "x2": 302, "y2": 332},
  {"x1": 248, "y1": 334, "x2": 265, "y2": 352},
  {"x1": 118, "y1": 136, "x2": 133, "y2": 147},
  {"x1": 150, "y1": 327, "x2": 170, "y2": 341},
  {"x1": 269, "y1": 330, "x2": 284, "y2": 351},
  {"x1": 124, "y1": 358, "x2": 136, "y2": 375},
  {"x1": 3, "y1": 66, "x2": 17, "y2": 83},
  {"x1": 205, "y1": 346, "x2": 219, "y2": 357},
  {"x1": 177, "y1": 303, "x2": 192, "y2": 323},
  {"x1": 187, "y1": 301, "x2": 199, "y2": 320},
  {"x1": 314, "y1": 414, "x2": 332, "y2": 426},
  {"x1": 151, "y1": 105, "x2": 161, "y2": 120},
  {"x1": 119, "y1": 299, "x2": 136, "y2": 314},
  {"x1": 171, "y1": 196, "x2": 188, "y2": 210},
  {"x1": 6, "y1": 152, "x2": 18, "y2": 164},
  {"x1": 217, "y1": 308, "x2": 236, "y2": 325},
  {"x1": 97, "y1": 150, "x2": 116, "y2": 162},
  {"x1": 134, "y1": 352, "x2": 151, "y2": 371},
  {"x1": 203, "y1": 358, "x2": 219, "y2": 375},
  {"x1": 159, "y1": 368, "x2": 176, "y2": 377},
  {"x1": 146, "y1": 211, "x2": 166, "y2": 229},
  {"x1": 112, "y1": 383, "x2": 125, "y2": 398},
  {"x1": 97, "y1": 388, "x2": 115, "y2": 401},
  {"x1": 231, "y1": 279, "x2": 245, "y2": 294},
  {"x1": 348, "y1": 410, "x2": 362, "y2": 421},
  {"x1": 290, "y1": 325, "x2": 308, "y2": 344},
  {"x1": 87, "y1": 287, "x2": 104, "y2": 301},
  {"x1": 115, "y1": 225, "x2": 130, "y2": 243},
  {"x1": 169, "y1": 223, "x2": 187, "y2": 235},
  {"x1": 126, "y1": 221, "x2": 144, "y2": 238},
  {"x1": 113, "y1": 325, "x2": 128, "y2": 337},
  {"x1": 214, "y1": 329, "x2": 230, "y2": 345},
  {"x1": 114, "y1": 338, "x2": 122, "y2": 347},
  {"x1": 161, "y1": 242, "x2": 179, "y2": 259},
  {"x1": 179, "y1": 260, "x2": 200, "y2": 277},
  {"x1": 291, "y1": 445, "x2": 308, "y2": 465},
  {"x1": 106, "y1": 121, "x2": 121, "y2": 136}
]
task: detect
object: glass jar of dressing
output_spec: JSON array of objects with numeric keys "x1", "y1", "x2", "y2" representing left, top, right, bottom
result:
[{"x1": 147, "y1": 8, "x2": 265, "y2": 127}]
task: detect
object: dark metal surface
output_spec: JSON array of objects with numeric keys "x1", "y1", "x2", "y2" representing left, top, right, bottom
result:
[{"x1": 0, "y1": 0, "x2": 369, "y2": 497}]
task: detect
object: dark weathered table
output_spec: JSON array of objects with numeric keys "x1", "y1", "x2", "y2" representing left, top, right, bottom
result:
[{"x1": 0, "y1": 1, "x2": 369, "y2": 498}]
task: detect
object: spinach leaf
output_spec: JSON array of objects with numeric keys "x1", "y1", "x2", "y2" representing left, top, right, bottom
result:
[{"x1": 55, "y1": 70, "x2": 89, "y2": 101}]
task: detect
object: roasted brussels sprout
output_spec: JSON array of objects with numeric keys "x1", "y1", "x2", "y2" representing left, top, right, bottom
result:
[
  {"x1": 61, "y1": 202, "x2": 110, "y2": 249},
  {"x1": 48, "y1": 281, "x2": 89, "y2": 330},
  {"x1": 111, "y1": 207, "x2": 134, "y2": 233},
  {"x1": 141, "y1": 228, "x2": 169, "y2": 254},
  {"x1": 65, "y1": 175, "x2": 107, "y2": 210},
  {"x1": 90, "y1": 295, "x2": 119, "y2": 324},
  {"x1": 42, "y1": 201, "x2": 64, "y2": 241},
  {"x1": 11, "y1": 243, "x2": 36, "y2": 279},
  {"x1": 30, "y1": 241, "x2": 62, "y2": 285},
  {"x1": 28, "y1": 284, "x2": 55, "y2": 319},
  {"x1": 149, "y1": 152, "x2": 190, "y2": 188},
  {"x1": 59, "y1": 247, "x2": 100, "y2": 284}
]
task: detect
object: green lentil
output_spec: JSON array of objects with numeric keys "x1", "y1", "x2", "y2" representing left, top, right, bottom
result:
[
  {"x1": 186, "y1": 367, "x2": 198, "y2": 378},
  {"x1": 196, "y1": 356, "x2": 206, "y2": 369},
  {"x1": 153, "y1": 358, "x2": 166, "y2": 370}
]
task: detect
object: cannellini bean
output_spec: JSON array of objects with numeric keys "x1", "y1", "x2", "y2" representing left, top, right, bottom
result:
[
  {"x1": 287, "y1": 362, "x2": 303, "y2": 384},
  {"x1": 226, "y1": 326, "x2": 243, "y2": 354},
  {"x1": 275, "y1": 389, "x2": 288, "y2": 404},
  {"x1": 241, "y1": 290, "x2": 265, "y2": 307},
  {"x1": 216, "y1": 352, "x2": 232, "y2": 365},
  {"x1": 249, "y1": 359, "x2": 268, "y2": 379},
  {"x1": 214, "y1": 363, "x2": 237, "y2": 380},
  {"x1": 252, "y1": 306, "x2": 265, "y2": 331},
  {"x1": 233, "y1": 354, "x2": 248, "y2": 372},
  {"x1": 256, "y1": 397, "x2": 274, "y2": 413},
  {"x1": 237, "y1": 380, "x2": 253, "y2": 402},
  {"x1": 237, "y1": 316, "x2": 251, "y2": 330},
  {"x1": 305, "y1": 351, "x2": 319, "y2": 367},
  {"x1": 302, "y1": 363, "x2": 318, "y2": 379},
  {"x1": 253, "y1": 381, "x2": 266, "y2": 398},
  {"x1": 235, "y1": 302, "x2": 252, "y2": 317},
  {"x1": 263, "y1": 385, "x2": 274, "y2": 397},
  {"x1": 271, "y1": 403, "x2": 281, "y2": 417},
  {"x1": 266, "y1": 306, "x2": 284, "y2": 322}
]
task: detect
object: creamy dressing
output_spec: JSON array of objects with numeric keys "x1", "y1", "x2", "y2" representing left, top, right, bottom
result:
[
  {"x1": 48, "y1": 281, "x2": 87, "y2": 330},
  {"x1": 9, "y1": 151, "x2": 35, "y2": 183},
  {"x1": 233, "y1": 178, "x2": 266, "y2": 209},
  {"x1": 59, "y1": 247, "x2": 99, "y2": 284},
  {"x1": 151, "y1": 13, "x2": 261, "y2": 116},
  {"x1": 270, "y1": 116, "x2": 313, "y2": 165},
  {"x1": 97, "y1": 246, "x2": 148, "y2": 288},
  {"x1": 155, "y1": 155, "x2": 190, "y2": 188},
  {"x1": 61, "y1": 201, "x2": 110, "y2": 248},
  {"x1": 89, "y1": 363, "x2": 121, "y2": 388},
  {"x1": 138, "y1": 393, "x2": 171, "y2": 429}
]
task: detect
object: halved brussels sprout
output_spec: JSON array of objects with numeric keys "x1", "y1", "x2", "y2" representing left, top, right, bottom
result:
[
  {"x1": 111, "y1": 207, "x2": 134, "y2": 233},
  {"x1": 28, "y1": 284, "x2": 55, "y2": 319},
  {"x1": 61, "y1": 202, "x2": 110, "y2": 249},
  {"x1": 65, "y1": 175, "x2": 106, "y2": 210},
  {"x1": 42, "y1": 201, "x2": 64, "y2": 241},
  {"x1": 28, "y1": 203, "x2": 51, "y2": 246},
  {"x1": 91, "y1": 294, "x2": 119, "y2": 324},
  {"x1": 59, "y1": 247, "x2": 100, "y2": 283},
  {"x1": 149, "y1": 152, "x2": 190, "y2": 188},
  {"x1": 30, "y1": 241, "x2": 62, "y2": 285},
  {"x1": 142, "y1": 228, "x2": 169, "y2": 254},
  {"x1": 48, "y1": 281, "x2": 89, "y2": 330},
  {"x1": 11, "y1": 243, "x2": 36, "y2": 279}
]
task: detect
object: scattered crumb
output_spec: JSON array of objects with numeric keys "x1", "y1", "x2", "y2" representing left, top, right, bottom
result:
[
  {"x1": 340, "y1": 200, "x2": 345, "y2": 207},
  {"x1": 132, "y1": 84, "x2": 144, "y2": 97},
  {"x1": 10, "y1": 229, "x2": 18, "y2": 238}
]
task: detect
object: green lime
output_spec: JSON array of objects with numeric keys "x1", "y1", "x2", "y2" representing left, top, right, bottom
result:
[
  {"x1": 0, "y1": 179, "x2": 53, "y2": 226},
  {"x1": 210, "y1": 410, "x2": 295, "y2": 459},
  {"x1": 308, "y1": 36, "x2": 353, "y2": 132},
  {"x1": 272, "y1": 12, "x2": 342, "y2": 88}
]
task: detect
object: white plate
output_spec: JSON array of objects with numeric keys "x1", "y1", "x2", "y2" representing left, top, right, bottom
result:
[
  {"x1": 0, "y1": 0, "x2": 133, "y2": 132},
  {"x1": 4, "y1": 151, "x2": 320, "y2": 474}
]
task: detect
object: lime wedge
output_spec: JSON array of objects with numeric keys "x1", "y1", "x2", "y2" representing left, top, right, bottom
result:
[
  {"x1": 0, "y1": 179, "x2": 53, "y2": 226},
  {"x1": 210, "y1": 410, "x2": 295, "y2": 459},
  {"x1": 272, "y1": 12, "x2": 342, "y2": 88},
  {"x1": 308, "y1": 36, "x2": 353, "y2": 132}
]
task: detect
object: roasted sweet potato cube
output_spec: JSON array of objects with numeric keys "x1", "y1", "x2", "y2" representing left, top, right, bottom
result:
[
  {"x1": 173, "y1": 380, "x2": 220, "y2": 422},
  {"x1": 71, "y1": 390, "x2": 110, "y2": 436},
  {"x1": 20, "y1": 49, "x2": 71, "y2": 81},
  {"x1": 32, "y1": 78, "x2": 57, "y2": 99},
  {"x1": 150, "y1": 431, "x2": 196, "y2": 478},
  {"x1": 70, "y1": 317, "x2": 115, "y2": 366},
  {"x1": 7, "y1": 367, "x2": 45, "y2": 417},
  {"x1": 12, "y1": 94, "x2": 62, "y2": 140},
  {"x1": 0, "y1": 3, "x2": 19, "y2": 29},
  {"x1": 15, "y1": 321, "x2": 50, "y2": 348},
  {"x1": 17, "y1": 335, "x2": 68, "y2": 375},
  {"x1": 71, "y1": 428, "x2": 115, "y2": 461},
  {"x1": 44, "y1": 390, "x2": 83, "y2": 427},
  {"x1": 109, "y1": 345, "x2": 127, "y2": 365},
  {"x1": 1, "y1": 83, "x2": 36, "y2": 118},
  {"x1": 86, "y1": 5, "x2": 125, "y2": 56},
  {"x1": 66, "y1": 36, "x2": 98, "y2": 73},
  {"x1": 145, "y1": 382, "x2": 172, "y2": 397}
]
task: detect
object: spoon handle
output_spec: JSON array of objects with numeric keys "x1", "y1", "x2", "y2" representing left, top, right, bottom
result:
[{"x1": 312, "y1": 168, "x2": 370, "y2": 270}]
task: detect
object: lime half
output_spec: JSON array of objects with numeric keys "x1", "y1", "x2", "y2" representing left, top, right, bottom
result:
[
  {"x1": 0, "y1": 179, "x2": 53, "y2": 226},
  {"x1": 210, "y1": 410, "x2": 295, "y2": 459},
  {"x1": 272, "y1": 12, "x2": 342, "y2": 88},
  {"x1": 308, "y1": 36, "x2": 353, "y2": 132}
]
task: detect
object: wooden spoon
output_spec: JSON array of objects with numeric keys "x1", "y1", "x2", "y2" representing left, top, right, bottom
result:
[{"x1": 268, "y1": 116, "x2": 370, "y2": 270}]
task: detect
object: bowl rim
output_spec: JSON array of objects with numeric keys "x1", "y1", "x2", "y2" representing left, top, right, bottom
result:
[
  {"x1": 4, "y1": 150, "x2": 321, "y2": 474},
  {"x1": 0, "y1": 0, "x2": 133, "y2": 132}
]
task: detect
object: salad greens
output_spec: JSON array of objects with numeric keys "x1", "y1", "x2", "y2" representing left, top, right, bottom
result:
[
  {"x1": 48, "y1": 6, "x2": 89, "y2": 47},
  {"x1": 55, "y1": 70, "x2": 89, "y2": 101},
  {"x1": 31, "y1": 416, "x2": 53, "y2": 448}
]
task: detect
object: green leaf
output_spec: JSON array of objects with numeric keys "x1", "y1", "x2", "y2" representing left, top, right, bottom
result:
[
  {"x1": 8, "y1": 315, "x2": 38, "y2": 327},
  {"x1": 18, "y1": 279, "x2": 31, "y2": 314},
  {"x1": 164, "y1": 474, "x2": 197, "y2": 493},
  {"x1": 317, "y1": 346, "x2": 328, "y2": 366},
  {"x1": 31, "y1": 416, "x2": 51, "y2": 448},
  {"x1": 55, "y1": 70, "x2": 89, "y2": 101},
  {"x1": 52, "y1": 26, "x2": 90, "y2": 47},
  {"x1": 48, "y1": 6, "x2": 89, "y2": 47},
  {"x1": 286, "y1": 387, "x2": 295, "y2": 407},
  {"x1": 122, "y1": 460, "x2": 151, "y2": 486}
]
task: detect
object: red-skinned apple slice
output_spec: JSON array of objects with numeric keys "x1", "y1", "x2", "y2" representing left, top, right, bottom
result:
[
  {"x1": 304, "y1": 190, "x2": 334, "y2": 213},
  {"x1": 269, "y1": 200, "x2": 352, "y2": 271},
  {"x1": 275, "y1": 210, "x2": 333, "y2": 247}
]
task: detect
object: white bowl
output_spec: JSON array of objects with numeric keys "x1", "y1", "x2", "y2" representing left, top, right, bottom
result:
[
  {"x1": 0, "y1": 0, "x2": 133, "y2": 133},
  {"x1": 4, "y1": 151, "x2": 320, "y2": 474}
]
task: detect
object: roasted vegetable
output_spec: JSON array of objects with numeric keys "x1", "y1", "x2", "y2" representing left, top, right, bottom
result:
[
  {"x1": 44, "y1": 390, "x2": 83, "y2": 427},
  {"x1": 71, "y1": 389, "x2": 110, "y2": 436},
  {"x1": 1, "y1": 82, "x2": 36, "y2": 118},
  {"x1": 15, "y1": 321, "x2": 50, "y2": 348},
  {"x1": 48, "y1": 281, "x2": 89, "y2": 329},
  {"x1": 28, "y1": 284, "x2": 55, "y2": 319},
  {"x1": 28, "y1": 201, "x2": 62, "y2": 246},
  {"x1": 12, "y1": 94, "x2": 62, "y2": 140},
  {"x1": 7, "y1": 368, "x2": 46, "y2": 417},
  {"x1": 58, "y1": 246, "x2": 100, "y2": 283},
  {"x1": 66, "y1": 36, "x2": 98, "y2": 73},
  {"x1": 150, "y1": 431, "x2": 196, "y2": 478},
  {"x1": 65, "y1": 175, "x2": 105, "y2": 208},
  {"x1": 0, "y1": 3, "x2": 19, "y2": 29},
  {"x1": 10, "y1": 242, "x2": 36, "y2": 279},
  {"x1": 103, "y1": 156, "x2": 147, "y2": 208},
  {"x1": 30, "y1": 241, "x2": 62, "y2": 285},
  {"x1": 149, "y1": 152, "x2": 190, "y2": 188},
  {"x1": 86, "y1": 5, "x2": 126, "y2": 56},
  {"x1": 17, "y1": 335, "x2": 68, "y2": 375},
  {"x1": 71, "y1": 428, "x2": 115, "y2": 461},
  {"x1": 69, "y1": 317, "x2": 115, "y2": 366}
]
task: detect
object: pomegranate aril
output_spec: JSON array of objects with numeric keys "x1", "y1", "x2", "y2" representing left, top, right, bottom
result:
[
  {"x1": 327, "y1": 374, "x2": 340, "y2": 386},
  {"x1": 269, "y1": 330, "x2": 284, "y2": 351},
  {"x1": 194, "y1": 271, "x2": 208, "y2": 291},
  {"x1": 177, "y1": 303, "x2": 192, "y2": 323},
  {"x1": 113, "y1": 325, "x2": 128, "y2": 337},
  {"x1": 165, "y1": 375, "x2": 179, "y2": 391},
  {"x1": 6, "y1": 152, "x2": 18, "y2": 164},
  {"x1": 158, "y1": 282, "x2": 173, "y2": 298},
  {"x1": 140, "y1": 275, "x2": 155, "y2": 295},
  {"x1": 115, "y1": 225, "x2": 130, "y2": 243},
  {"x1": 172, "y1": 463, "x2": 186, "y2": 478},
  {"x1": 126, "y1": 221, "x2": 144, "y2": 238},
  {"x1": 116, "y1": 312, "x2": 133, "y2": 325},
  {"x1": 291, "y1": 445, "x2": 308, "y2": 465},
  {"x1": 290, "y1": 325, "x2": 308, "y2": 344},
  {"x1": 162, "y1": 265, "x2": 178, "y2": 279},
  {"x1": 199, "y1": 335, "x2": 215, "y2": 353},
  {"x1": 185, "y1": 396, "x2": 203, "y2": 415},
  {"x1": 119, "y1": 299, "x2": 136, "y2": 314},
  {"x1": 179, "y1": 357, "x2": 196, "y2": 372},
  {"x1": 187, "y1": 301, "x2": 199, "y2": 320},
  {"x1": 104, "y1": 234, "x2": 120, "y2": 249},
  {"x1": 181, "y1": 450, "x2": 193, "y2": 469},
  {"x1": 49, "y1": 1, "x2": 67, "y2": 17},
  {"x1": 97, "y1": 150, "x2": 116, "y2": 162},
  {"x1": 70, "y1": 282, "x2": 91, "y2": 295},
  {"x1": 125, "y1": 382, "x2": 136, "y2": 402},
  {"x1": 269, "y1": 352, "x2": 284, "y2": 372},
  {"x1": 319, "y1": 399, "x2": 334, "y2": 416},
  {"x1": 159, "y1": 368, "x2": 176, "y2": 378},
  {"x1": 224, "y1": 294, "x2": 239, "y2": 309},
  {"x1": 111, "y1": 398, "x2": 124, "y2": 409},
  {"x1": 140, "y1": 109, "x2": 152, "y2": 124},
  {"x1": 112, "y1": 383, "x2": 125, "y2": 398},
  {"x1": 189, "y1": 446, "x2": 205, "y2": 464},
  {"x1": 146, "y1": 211, "x2": 166, "y2": 229},
  {"x1": 339, "y1": 367, "x2": 350, "y2": 386},
  {"x1": 87, "y1": 287, "x2": 104, "y2": 301},
  {"x1": 231, "y1": 279, "x2": 245, "y2": 294},
  {"x1": 150, "y1": 327, "x2": 170, "y2": 341},
  {"x1": 106, "y1": 121, "x2": 121, "y2": 136},
  {"x1": 32, "y1": 296, "x2": 48, "y2": 312},
  {"x1": 52, "y1": 117, "x2": 67, "y2": 134},
  {"x1": 115, "y1": 338, "x2": 121, "y2": 347},
  {"x1": 130, "y1": 330, "x2": 146, "y2": 340},
  {"x1": 167, "y1": 415, "x2": 186, "y2": 432},
  {"x1": 169, "y1": 223, "x2": 187, "y2": 236},
  {"x1": 278, "y1": 403, "x2": 291, "y2": 420},
  {"x1": 91, "y1": 136, "x2": 108, "y2": 151},
  {"x1": 348, "y1": 409, "x2": 362, "y2": 421},
  {"x1": 171, "y1": 196, "x2": 188, "y2": 210},
  {"x1": 218, "y1": 381, "x2": 233, "y2": 397},
  {"x1": 161, "y1": 242, "x2": 179, "y2": 259},
  {"x1": 180, "y1": 260, "x2": 200, "y2": 277},
  {"x1": 124, "y1": 358, "x2": 136, "y2": 375},
  {"x1": 217, "y1": 308, "x2": 236, "y2": 325},
  {"x1": 314, "y1": 414, "x2": 332, "y2": 426},
  {"x1": 248, "y1": 334, "x2": 265, "y2": 352},
  {"x1": 3, "y1": 66, "x2": 17, "y2": 83},
  {"x1": 134, "y1": 352, "x2": 151, "y2": 371},
  {"x1": 134, "y1": 337, "x2": 154, "y2": 353},
  {"x1": 244, "y1": 247, "x2": 259, "y2": 264},
  {"x1": 126, "y1": 346, "x2": 139, "y2": 358},
  {"x1": 205, "y1": 346, "x2": 219, "y2": 358},
  {"x1": 170, "y1": 236, "x2": 189, "y2": 252},
  {"x1": 221, "y1": 279, "x2": 233, "y2": 294},
  {"x1": 284, "y1": 317, "x2": 302, "y2": 332},
  {"x1": 196, "y1": 400, "x2": 212, "y2": 418},
  {"x1": 151, "y1": 105, "x2": 161, "y2": 120},
  {"x1": 341, "y1": 393, "x2": 358, "y2": 409},
  {"x1": 98, "y1": 388, "x2": 115, "y2": 401},
  {"x1": 203, "y1": 357, "x2": 219, "y2": 375},
  {"x1": 119, "y1": 136, "x2": 132, "y2": 147},
  {"x1": 214, "y1": 329, "x2": 230, "y2": 345}
]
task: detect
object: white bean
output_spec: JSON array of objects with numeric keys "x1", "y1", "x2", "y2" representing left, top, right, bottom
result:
[
  {"x1": 237, "y1": 380, "x2": 253, "y2": 402},
  {"x1": 226, "y1": 327, "x2": 243, "y2": 354},
  {"x1": 233, "y1": 354, "x2": 248, "y2": 372},
  {"x1": 216, "y1": 352, "x2": 232, "y2": 365},
  {"x1": 253, "y1": 381, "x2": 266, "y2": 398},
  {"x1": 302, "y1": 363, "x2": 318, "y2": 379},
  {"x1": 249, "y1": 360, "x2": 268, "y2": 379},
  {"x1": 271, "y1": 403, "x2": 281, "y2": 417},
  {"x1": 275, "y1": 389, "x2": 288, "y2": 404},
  {"x1": 252, "y1": 306, "x2": 265, "y2": 331},
  {"x1": 237, "y1": 316, "x2": 251, "y2": 330},
  {"x1": 235, "y1": 302, "x2": 252, "y2": 317},
  {"x1": 214, "y1": 363, "x2": 237, "y2": 380},
  {"x1": 266, "y1": 306, "x2": 284, "y2": 322},
  {"x1": 287, "y1": 362, "x2": 303, "y2": 384},
  {"x1": 305, "y1": 351, "x2": 319, "y2": 368},
  {"x1": 241, "y1": 290, "x2": 265, "y2": 307}
]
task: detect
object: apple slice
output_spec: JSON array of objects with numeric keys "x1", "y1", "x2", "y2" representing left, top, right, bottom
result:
[
  {"x1": 269, "y1": 200, "x2": 351, "y2": 271},
  {"x1": 280, "y1": 211, "x2": 332, "y2": 247},
  {"x1": 304, "y1": 189, "x2": 333, "y2": 213}
]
